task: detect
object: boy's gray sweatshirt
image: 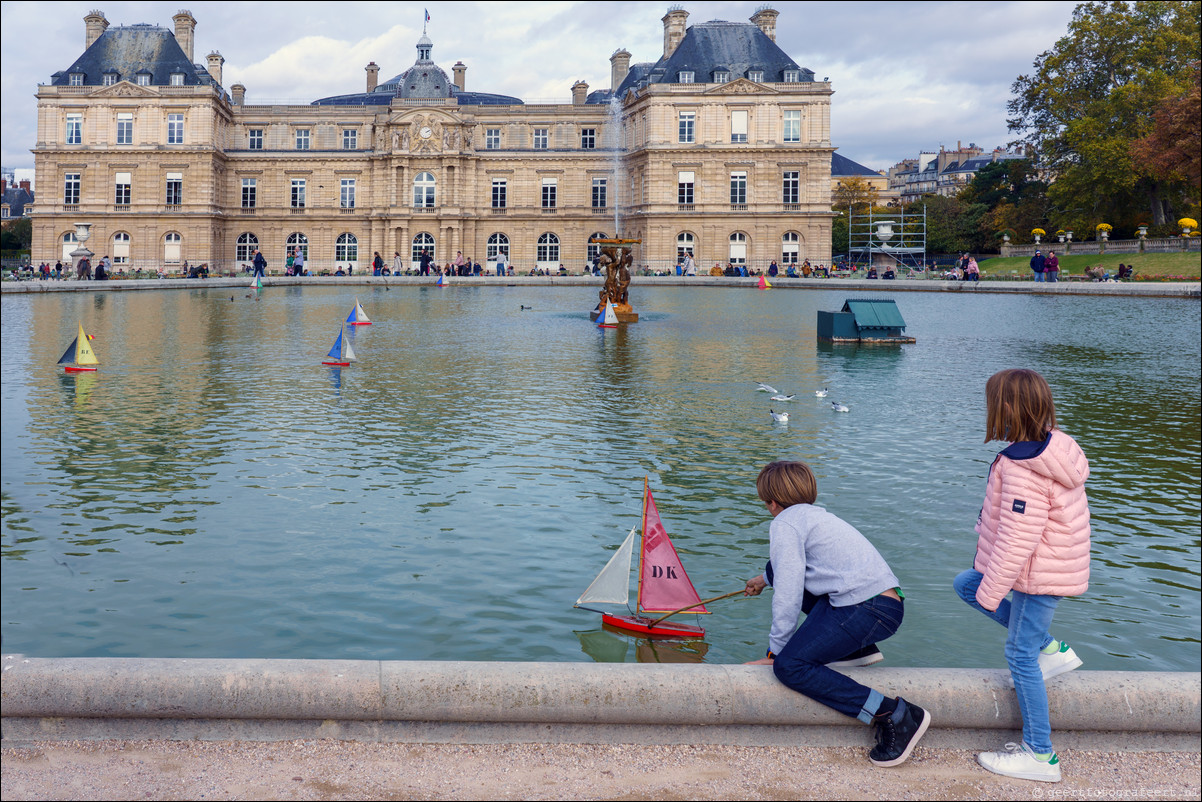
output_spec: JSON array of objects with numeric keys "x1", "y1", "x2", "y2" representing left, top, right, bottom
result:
[{"x1": 765, "y1": 503, "x2": 899, "y2": 655}]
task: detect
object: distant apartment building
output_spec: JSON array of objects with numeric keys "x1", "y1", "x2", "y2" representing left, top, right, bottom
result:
[
  {"x1": 887, "y1": 143, "x2": 1025, "y2": 203},
  {"x1": 1, "y1": 176, "x2": 35, "y2": 220}
]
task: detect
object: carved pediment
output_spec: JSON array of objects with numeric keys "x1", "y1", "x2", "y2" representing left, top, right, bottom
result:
[
  {"x1": 385, "y1": 109, "x2": 471, "y2": 154},
  {"x1": 92, "y1": 81, "x2": 159, "y2": 98},
  {"x1": 704, "y1": 78, "x2": 778, "y2": 96}
]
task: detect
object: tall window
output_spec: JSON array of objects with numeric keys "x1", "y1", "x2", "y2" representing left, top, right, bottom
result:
[
  {"x1": 677, "y1": 232, "x2": 696, "y2": 262},
  {"x1": 587, "y1": 232, "x2": 608, "y2": 263},
  {"x1": 592, "y1": 178, "x2": 607, "y2": 209},
  {"x1": 112, "y1": 232, "x2": 130, "y2": 264},
  {"x1": 414, "y1": 172, "x2": 436, "y2": 207},
  {"x1": 487, "y1": 232, "x2": 509, "y2": 263},
  {"x1": 170, "y1": 73, "x2": 185, "y2": 86},
  {"x1": 782, "y1": 232, "x2": 800, "y2": 265},
  {"x1": 491, "y1": 179, "x2": 507, "y2": 208},
  {"x1": 241, "y1": 178, "x2": 257, "y2": 208},
  {"x1": 335, "y1": 233, "x2": 358, "y2": 264},
  {"x1": 533, "y1": 128, "x2": 549, "y2": 149},
  {"x1": 116, "y1": 113, "x2": 133, "y2": 145},
  {"x1": 411, "y1": 232, "x2": 435, "y2": 265},
  {"x1": 783, "y1": 110, "x2": 801, "y2": 143},
  {"x1": 342, "y1": 129, "x2": 357, "y2": 149},
  {"x1": 236, "y1": 232, "x2": 258, "y2": 263},
  {"x1": 731, "y1": 110, "x2": 748, "y2": 143},
  {"x1": 291, "y1": 178, "x2": 306, "y2": 208},
  {"x1": 66, "y1": 114, "x2": 82, "y2": 145},
  {"x1": 729, "y1": 232, "x2": 747, "y2": 266},
  {"x1": 286, "y1": 232, "x2": 309, "y2": 262},
  {"x1": 295, "y1": 129, "x2": 310, "y2": 150},
  {"x1": 64, "y1": 173, "x2": 80, "y2": 205},
  {"x1": 164, "y1": 232, "x2": 181, "y2": 262},
  {"x1": 486, "y1": 128, "x2": 500, "y2": 149},
  {"x1": 248, "y1": 129, "x2": 263, "y2": 149},
  {"x1": 340, "y1": 178, "x2": 356, "y2": 209},
  {"x1": 730, "y1": 171, "x2": 747, "y2": 205},
  {"x1": 678, "y1": 111, "x2": 695, "y2": 144},
  {"x1": 167, "y1": 113, "x2": 184, "y2": 145},
  {"x1": 580, "y1": 128, "x2": 596, "y2": 149},
  {"x1": 165, "y1": 172, "x2": 182, "y2": 206},
  {"x1": 783, "y1": 171, "x2": 800, "y2": 205},
  {"x1": 678, "y1": 171, "x2": 695, "y2": 205},
  {"x1": 537, "y1": 232, "x2": 560, "y2": 264},
  {"x1": 114, "y1": 171, "x2": 132, "y2": 205},
  {"x1": 541, "y1": 178, "x2": 557, "y2": 209}
]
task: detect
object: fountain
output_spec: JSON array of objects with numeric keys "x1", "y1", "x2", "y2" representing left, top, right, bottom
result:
[{"x1": 589, "y1": 238, "x2": 640, "y2": 323}]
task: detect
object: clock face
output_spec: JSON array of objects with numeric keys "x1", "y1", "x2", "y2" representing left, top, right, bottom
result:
[{"x1": 420, "y1": 126, "x2": 432, "y2": 139}]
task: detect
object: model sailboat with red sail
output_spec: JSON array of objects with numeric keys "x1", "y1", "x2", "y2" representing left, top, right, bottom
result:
[{"x1": 575, "y1": 479, "x2": 710, "y2": 638}]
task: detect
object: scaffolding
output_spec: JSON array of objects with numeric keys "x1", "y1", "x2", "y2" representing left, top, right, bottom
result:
[{"x1": 847, "y1": 205, "x2": 926, "y2": 269}]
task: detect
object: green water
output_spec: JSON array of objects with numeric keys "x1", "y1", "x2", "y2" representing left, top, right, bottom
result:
[{"x1": 1, "y1": 285, "x2": 1198, "y2": 670}]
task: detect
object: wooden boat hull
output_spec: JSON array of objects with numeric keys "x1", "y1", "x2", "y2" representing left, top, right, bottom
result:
[
  {"x1": 602, "y1": 613, "x2": 704, "y2": 639},
  {"x1": 64, "y1": 366, "x2": 97, "y2": 373}
]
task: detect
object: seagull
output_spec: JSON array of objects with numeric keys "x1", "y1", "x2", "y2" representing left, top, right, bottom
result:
[
  {"x1": 756, "y1": 383, "x2": 778, "y2": 393},
  {"x1": 770, "y1": 409, "x2": 789, "y2": 423},
  {"x1": 770, "y1": 394, "x2": 795, "y2": 402},
  {"x1": 831, "y1": 402, "x2": 850, "y2": 413},
  {"x1": 815, "y1": 388, "x2": 829, "y2": 398}
]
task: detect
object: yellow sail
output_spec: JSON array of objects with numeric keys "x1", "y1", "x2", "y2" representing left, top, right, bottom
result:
[{"x1": 74, "y1": 324, "x2": 99, "y2": 365}]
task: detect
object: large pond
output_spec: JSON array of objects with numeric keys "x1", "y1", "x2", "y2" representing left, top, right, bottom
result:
[{"x1": 2, "y1": 285, "x2": 1199, "y2": 671}]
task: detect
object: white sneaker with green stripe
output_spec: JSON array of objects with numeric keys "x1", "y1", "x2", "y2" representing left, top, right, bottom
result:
[
  {"x1": 1009, "y1": 640, "x2": 1083, "y2": 687},
  {"x1": 977, "y1": 741, "x2": 1062, "y2": 782}
]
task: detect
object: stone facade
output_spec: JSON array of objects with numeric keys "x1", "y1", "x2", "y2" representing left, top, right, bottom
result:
[{"x1": 33, "y1": 7, "x2": 833, "y2": 273}]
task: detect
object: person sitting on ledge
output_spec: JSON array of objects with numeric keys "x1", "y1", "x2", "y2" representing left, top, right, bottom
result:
[
  {"x1": 883, "y1": 267, "x2": 896, "y2": 280},
  {"x1": 1116, "y1": 263, "x2": 1133, "y2": 280},
  {"x1": 710, "y1": 263, "x2": 724, "y2": 276},
  {"x1": 866, "y1": 267, "x2": 879, "y2": 279}
]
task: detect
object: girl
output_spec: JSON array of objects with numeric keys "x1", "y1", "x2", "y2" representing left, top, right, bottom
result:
[{"x1": 954, "y1": 369, "x2": 1090, "y2": 783}]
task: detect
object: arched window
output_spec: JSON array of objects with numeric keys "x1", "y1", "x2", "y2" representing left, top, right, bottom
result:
[
  {"x1": 335, "y1": 233, "x2": 358, "y2": 266},
  {"x1": 286, "y1": 232, "x2": 308, "y2": 262},
  {"x1": 413, "y1": 172, "x2": 436, "y2": 208},
  {"x1": 411, "y1": 232, "x2": 435, "y2": 267},
  {"x1": 587, "y1": 232, "x2": 608, "y2": 263},
  {"x1": 676, "y1": 232, "x2": 696, "y2": 262},
  {"x1": 236, "y1": 232, "x2": 258, "y2": 264},
  {"x1": 112, "y1": 232, "x2": 131, "y2": 265},
  {"x1": 536, "y1": 232, "x2": 560, "y2": 266},
  {"x1": 487, "y1": 232, "x2": 509, "y2": 264},
  {"x1": 164, "y1": 232, "x2": 182, "y2": 263},
  {"x1": 781, "y1": 232, "x2": 801, "y2": 265},
  {"x1": 61, "y1": 231, "x2": 78, "y2": 262},
  {"x1": 728, "y1": 232, "x2": 747, "y2": 267}
]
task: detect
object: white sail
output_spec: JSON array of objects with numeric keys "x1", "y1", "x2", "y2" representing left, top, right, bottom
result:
[
  {"x1": 343, "y1": 336, "x2": 357, "y2": 362},
  {"x1": 603, "y1": 303, "x2": 619, "y2": 325},
  {"x1": 575, "y1": 525, "x2": 636, "y2": 606}
]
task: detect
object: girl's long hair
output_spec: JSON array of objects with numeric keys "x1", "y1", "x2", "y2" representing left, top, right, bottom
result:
[{"x1": 984, "y1": 369, "x2": 1056, "y2": 443}]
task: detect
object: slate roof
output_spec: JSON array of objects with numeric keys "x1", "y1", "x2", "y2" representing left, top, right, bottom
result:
[
  {"x1": 2, "y1": 185, "x2": 34, "y2": 218},
  {"x1": 831, "y1": 152, "x2": 882, "y2": 178},
  {"x1": 607, "y1": 19, "x2": 811, "y2": 100},
  {"x1": 51, "y1": 23, "x2": 217, "y2": 87}
]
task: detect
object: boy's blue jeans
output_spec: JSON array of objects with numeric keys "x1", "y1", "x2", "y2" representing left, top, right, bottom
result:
[
  {"x1": 953, "y1": 569, "x2": 1058, "y2": 753},
  {"x1": 772, "y1": 590, "x2": 904, "y2": 723}
]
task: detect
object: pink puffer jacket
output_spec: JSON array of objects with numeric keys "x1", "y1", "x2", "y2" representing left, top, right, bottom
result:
[{"x1": 973, "y1": 429, "x2": 1091, "y2": 611}]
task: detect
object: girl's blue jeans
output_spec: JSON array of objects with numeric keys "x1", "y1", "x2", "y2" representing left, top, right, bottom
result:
[
  {"x1": 772, "y1": 591, "x2": 904, "y2": 723},
  {"x1": 953, "y1": 569, "x2": 1058, "y2": 753}
]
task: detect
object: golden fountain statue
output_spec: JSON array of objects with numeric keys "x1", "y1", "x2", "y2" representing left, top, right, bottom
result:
[{"x1": 589, "y1": 238, "x2": 640, "y2": 323}]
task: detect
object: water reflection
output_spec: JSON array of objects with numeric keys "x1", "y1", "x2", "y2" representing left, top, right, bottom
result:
[{"x1": 576, "y1": 627, "x2": 710, "y2": 663}]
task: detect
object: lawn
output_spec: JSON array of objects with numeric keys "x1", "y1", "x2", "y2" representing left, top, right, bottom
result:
[{"x1": 979, "y1": 252, "x2": 1200, "y2": 279}]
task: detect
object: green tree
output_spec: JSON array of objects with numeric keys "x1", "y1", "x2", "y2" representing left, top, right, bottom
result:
[
  {"x1": 0, "y1": 217, "x2": 32, "y2": 252},
  {"x1": 904, "y1": 195, "x2": 989, "y2": 255},
  {"x1": 1007, "y1": 1, "x2": 1201, "y2": 226}
]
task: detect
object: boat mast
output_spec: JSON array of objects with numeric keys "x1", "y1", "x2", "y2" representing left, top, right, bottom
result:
[{"x1": 636, "y1": 476, "x2": 647, "y2": 616}]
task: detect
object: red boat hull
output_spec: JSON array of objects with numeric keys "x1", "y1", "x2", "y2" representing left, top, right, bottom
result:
[
  {"x1": 348, "y1": 321, "x2": 371, "y2": 325},
  {"x1": 321, "y1": 360, "x2": 351, "y2": 367},
  {"x1": 601, "y1": 613, "x2": 704, "y2": 639},
  {"x1": 64, "y1": 366, "x2": 97, "y2": 373}
]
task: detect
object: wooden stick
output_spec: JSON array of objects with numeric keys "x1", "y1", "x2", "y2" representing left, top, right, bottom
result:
[{"x1": 647, "y1": 589, "x2": 745, "y2": 629}]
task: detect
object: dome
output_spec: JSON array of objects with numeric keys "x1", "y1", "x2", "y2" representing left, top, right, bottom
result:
[{"x1": 396, "y1": 63, "x2": 452, "y2": 99}]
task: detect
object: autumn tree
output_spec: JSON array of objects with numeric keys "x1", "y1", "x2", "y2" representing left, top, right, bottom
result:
[
  {"x1": 1130, "y1": 63, "x2": 1202, "y2": 190},
  {"x1": 1007, "y1": 1, "x2": 1200, "y2": 226}
]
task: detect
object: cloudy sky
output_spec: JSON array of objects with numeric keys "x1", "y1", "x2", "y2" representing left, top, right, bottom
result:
[{"x1": 0, "y1": 0, "x2": 1079, "y2": 184}]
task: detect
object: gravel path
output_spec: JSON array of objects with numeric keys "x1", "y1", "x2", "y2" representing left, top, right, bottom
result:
[{"x1": 2, "y1": 740, "x2": 1198, "y2": 801}]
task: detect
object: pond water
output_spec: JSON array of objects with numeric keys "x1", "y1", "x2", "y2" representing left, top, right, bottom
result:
[{"x1": 2, "y1": 285, "x2": 1199, "y2": 671}]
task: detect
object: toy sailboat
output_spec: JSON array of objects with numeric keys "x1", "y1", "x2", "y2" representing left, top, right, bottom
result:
[
  {"x1": 57, "y1": 323, "x2": 100, "y2": 373},
  {"x1": 436, "y1": 271, "x2": 449, "y2": 287},
  {"x1": 250, "y1": 275, "x2": 262, "y2": 290},
  {"x1": 321, "y1": 325, "x2": 357, "y2": 367},
  {"x1": 346, "y1": 299, "x2": 372, "y2": 326},
  {"x1": 757, "y1": 275, "x2": 772, "y2": 290},
  {"x1": 575, "y1": 479, "x2": 709, "y2": 638},
  {"x1": 597, "y1": 302, "x2": 619, "y2": 328}
]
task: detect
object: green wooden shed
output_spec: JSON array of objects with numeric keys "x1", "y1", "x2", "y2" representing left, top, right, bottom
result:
[{"x1": 817, "y1": 298, "x2": 915, "y2": 343}]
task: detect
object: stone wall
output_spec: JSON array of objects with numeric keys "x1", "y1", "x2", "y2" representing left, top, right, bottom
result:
[{"x1": 1000, "y1": 236, "x2": 1201, "y2": 258}]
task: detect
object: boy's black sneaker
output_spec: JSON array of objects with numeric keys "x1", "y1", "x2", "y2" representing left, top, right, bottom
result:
[
  {"x1": 828, "y1": 644, "x2": 884, "y2": 667},
  {"x1": 869, "y1": 696, "x2": 931, "y2": 767}
]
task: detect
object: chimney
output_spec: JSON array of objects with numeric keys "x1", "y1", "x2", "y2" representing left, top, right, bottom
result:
[
  {"x1": 662, "y1": 7, "x2": 689, "y2": 58},
  {"x1": 366, "y1": 62, "x2": 380, "y2": 92},
  {"x1": 206, "y1": 51, "x2": 224, "y2": 86},
  {"x1": 19, "y1": 179, "x2": 32, "y2": 192},
  {"x1": 750, "y1": 6, "x2": 779, "y2": 42},
  {"x1": 84, "y1": 10, "x2": 109, "y2": 50},
  {"x1": 572, "y1": 80, "x2": 589, "y2": 105},
  {"x1": 452, "y1": 61, "x2": 466, "y2": 92},
  {"x1": 173, "y1": 10, "x2": 197, "y2": 63},
  {"x1": 610, "y1": 48, "x2": 631, "y2": 92},
  {"x1": 231, "y1": 83, "x2": 245, "y2": 105}
]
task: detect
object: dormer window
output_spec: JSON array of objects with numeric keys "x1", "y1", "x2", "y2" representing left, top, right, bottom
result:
[
  {"x1": 136, "y1": 73, "x2": 151, "y2": 86},
  {"x1": 68, "y1": 73, "x2": 84, "y2": 86},
  {"x1": 102, "y1": 73, "x2": 118, "y2": 86},
  {"x1": 748, "y1": 70, "x2": 764, "y2": 83},
  {"x1": 713, "y1": 70, "x2": 730, "y2": 84},
  {"x1": 783, "y1": 70, "x2": 801, "y2": 83},
  {"x1": 678, "y1": 71, "x2": 694, "y2": 84},
  {"x1": 170, "y1": 73, "x2": 185, "y2": 86}
]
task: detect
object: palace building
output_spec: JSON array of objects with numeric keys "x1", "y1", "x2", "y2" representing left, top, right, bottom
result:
[{"x1": 32, "y1": 6, "x2": 834, "y2": 273}]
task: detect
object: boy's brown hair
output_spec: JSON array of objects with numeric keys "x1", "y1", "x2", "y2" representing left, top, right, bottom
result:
[
  {"x1": 756, "y1": 461, "x2": 818, "y2": 508},
  {"x1": 984, "y1": 368, "x2": 1056, "y2": 443}
]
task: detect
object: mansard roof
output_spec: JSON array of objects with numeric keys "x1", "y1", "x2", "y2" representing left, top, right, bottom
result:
[
  {"x1": 832, "y1": 153, "x2": 882, "y2": 178},
  {"x1": 2, "y1": 184, "x2": 35, "y2": 217},
  {"x1": 50, "y1": 23, "x2": 217, "y2": 87}
]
